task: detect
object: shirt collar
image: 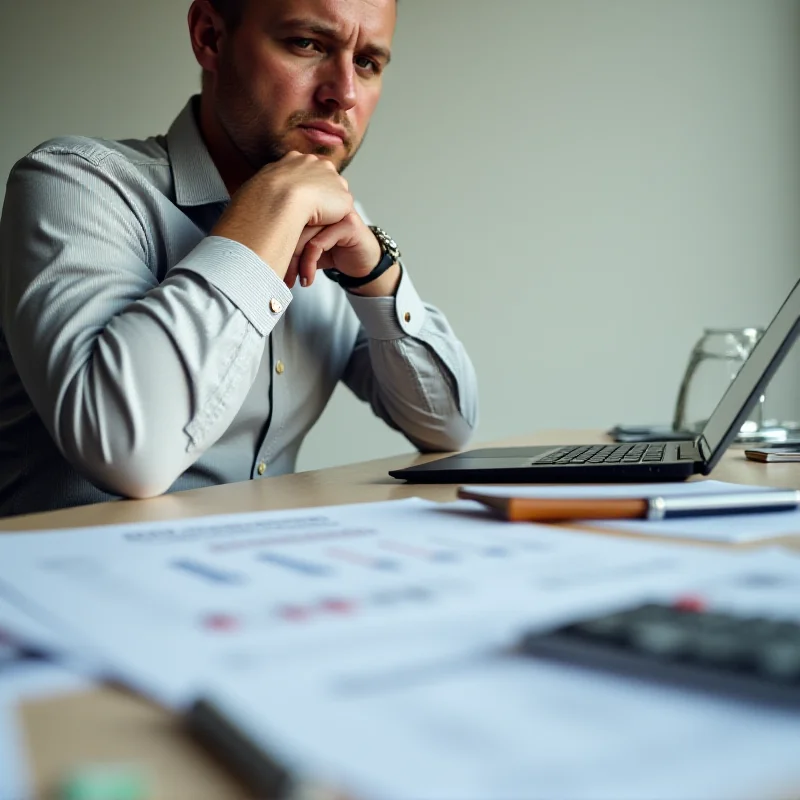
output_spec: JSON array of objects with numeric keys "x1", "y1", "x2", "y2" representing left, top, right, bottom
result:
[{"x1": 167, "y1": 96, "x2": 230, "y2": 207}]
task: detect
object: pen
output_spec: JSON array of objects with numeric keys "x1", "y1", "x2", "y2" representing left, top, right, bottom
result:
[
  {"x1": 457, "y1": 488, "x2": 800, "y2": 522},
  {"x1": 642, "y1": 490, "x2": 800, "y2": 520}
]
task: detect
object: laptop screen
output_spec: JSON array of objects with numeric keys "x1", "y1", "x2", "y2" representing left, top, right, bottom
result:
[{"x1": 701, "y1": 278, "x2": 800, "y2": 470}]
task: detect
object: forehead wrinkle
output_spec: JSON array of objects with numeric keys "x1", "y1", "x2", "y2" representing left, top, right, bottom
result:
[
  {"x1": 279, "y1": 17, "x2": 355, "y2": 46},
  {"x1": 272, "y1": 1, "x2": 394, "y2": 39}
]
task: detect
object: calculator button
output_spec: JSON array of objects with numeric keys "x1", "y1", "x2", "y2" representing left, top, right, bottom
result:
[
  {"x1": 693, "y1": 629, "x2": 750, "y2": 666},
  {"x1": 573, "y1": 613, "x2": 630, "y2": 640},
  {"x1": 629, "y1": 621, "x2": 692, "y2": 658},
  {"x1": 756, "y1": 639, "x2": 800, "y2": 681}
]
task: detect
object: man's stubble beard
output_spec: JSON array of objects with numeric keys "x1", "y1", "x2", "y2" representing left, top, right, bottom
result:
[
  {"x1": 283, "y1": 110, "x2": 364, "y2": 174},
  {"x1": 214, "y1": 60, "x2": 363, "y2": 175}
]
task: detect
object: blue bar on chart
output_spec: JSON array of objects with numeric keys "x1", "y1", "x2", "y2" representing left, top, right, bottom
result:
[
  {"x1": 429, "y1": 536, "x2": 511, "y2": 558},
  {"x1": 172, "y1": 559, "x2": 245, "y2": 585},
  {"x1": 371, "y1": 586, "x2": 435, "y2": 606},
  {"x1": 258, "y1": 552, "x2": 332, "y2": 577}
]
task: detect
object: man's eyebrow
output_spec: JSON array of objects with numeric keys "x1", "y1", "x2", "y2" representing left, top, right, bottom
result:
[
  {"x1": 278, "y1": 18, "x2": 392, "y2": 64},
  {"x1": 361, "y1": 43, "x2": 392, "y2": 65}
]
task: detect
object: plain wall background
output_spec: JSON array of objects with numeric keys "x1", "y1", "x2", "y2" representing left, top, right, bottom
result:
[{"x1": 1, "y1": 0, "x2": 799, "y2": 472}]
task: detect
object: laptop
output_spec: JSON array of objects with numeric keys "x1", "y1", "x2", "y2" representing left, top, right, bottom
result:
[{"x1": 390, "y1": 278, "x2": 800, "y2": 484}]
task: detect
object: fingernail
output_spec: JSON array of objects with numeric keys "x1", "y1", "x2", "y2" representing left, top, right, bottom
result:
[{"x1": 301, "y1": 277, "x2": 308, "y2": 287}]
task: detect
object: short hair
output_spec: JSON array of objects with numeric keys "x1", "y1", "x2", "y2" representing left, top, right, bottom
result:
[
  {"x1": 208, "y1": 0, "x2": 397, "y2": 31},
  {"x1": 209, "y1": 0, "x2": 245, "y2": 30}
]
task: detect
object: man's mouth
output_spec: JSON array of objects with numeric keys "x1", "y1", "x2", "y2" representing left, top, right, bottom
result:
[{"x1": 297, "y1": 122, "x2": 348, "y2": 148}]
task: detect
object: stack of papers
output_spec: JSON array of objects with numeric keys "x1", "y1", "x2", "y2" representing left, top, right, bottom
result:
[
  {"x1": 203, "y1": 594, "x2": 800, "y2": 800},
  {"x1": 0, "y1": 487, "x2": 799, "y2": 798},
  {"x1": 0, "y1": 496, "x2": 769, "y2": 706}
]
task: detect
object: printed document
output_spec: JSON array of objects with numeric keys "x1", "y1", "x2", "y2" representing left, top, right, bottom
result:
[
  {"x1": 197, "y1": 547, "x2": 800, "y2": 800},
  {"x1": 0, "y1": 498, "x2": 759, "y2": 707},
  {"x1": 203, "y1": 615, "x2": 800, "y2": 800}
]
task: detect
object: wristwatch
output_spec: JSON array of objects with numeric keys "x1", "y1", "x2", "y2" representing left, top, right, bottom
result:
[{"x1": 325, "y1": 225, "x2": 401, "y2": 290}]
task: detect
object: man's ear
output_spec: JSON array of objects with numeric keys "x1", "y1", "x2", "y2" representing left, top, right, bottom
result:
[{"x1": 188, "y1": 0, "x2": 227, "y2": 76}]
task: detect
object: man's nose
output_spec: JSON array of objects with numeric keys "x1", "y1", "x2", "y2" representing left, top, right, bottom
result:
[{"x1": 315, "y1": 56, "x2": 357, "y2": 112}]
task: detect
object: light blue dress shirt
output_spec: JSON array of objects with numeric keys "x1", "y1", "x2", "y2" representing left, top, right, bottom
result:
[{"x1": 0, "y1": 97, "x2": 478, "y2": 517}]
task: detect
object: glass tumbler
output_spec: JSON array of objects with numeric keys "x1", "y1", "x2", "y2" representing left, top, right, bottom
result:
[{"x1": 672, "y1": 327, "x2": 765, "y2": 435}]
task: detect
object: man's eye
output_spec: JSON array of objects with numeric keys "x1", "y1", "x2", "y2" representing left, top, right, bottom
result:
[
  {"x1": 291, "y1": 38, "x2": 318, "y2": 51},
  {"x1": 355, "y1": 57, "x2": 380, "y2": 74}
]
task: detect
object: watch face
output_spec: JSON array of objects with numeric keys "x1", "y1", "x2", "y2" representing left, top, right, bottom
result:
[{"x1": 373, "y1": 226, "x2": 401, "y2": 260}]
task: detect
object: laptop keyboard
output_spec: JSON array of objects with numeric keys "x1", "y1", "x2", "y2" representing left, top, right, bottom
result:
[{"x1": 536, "y1": 443, "x2": 667, "y2": 466}]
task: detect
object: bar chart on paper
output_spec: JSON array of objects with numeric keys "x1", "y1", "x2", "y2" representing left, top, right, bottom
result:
[
  {"x1": 6, "y1": 498, "x2": 741, "y2": 637},
  {"x1": 0, "y1": 498, "x2": 760, "y2": 706}
]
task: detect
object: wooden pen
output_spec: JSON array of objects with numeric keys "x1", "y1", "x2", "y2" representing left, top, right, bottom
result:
[{"x1": 457, "y1": 488, "x2": 800, "y2": 523}]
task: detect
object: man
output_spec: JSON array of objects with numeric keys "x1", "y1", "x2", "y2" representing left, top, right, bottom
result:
[{"x1": 0, "y1": 0, "x2": 478, "y2": 517}]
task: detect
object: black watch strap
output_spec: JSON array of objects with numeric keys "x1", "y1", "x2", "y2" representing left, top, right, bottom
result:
[{"x1": 325, "y1": 226, "x2": 401, "y2": 290}]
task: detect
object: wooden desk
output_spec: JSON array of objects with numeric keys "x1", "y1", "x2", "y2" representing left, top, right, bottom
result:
[{"x1": 5, "y1": 431, "x2": 800, "y2": 799}]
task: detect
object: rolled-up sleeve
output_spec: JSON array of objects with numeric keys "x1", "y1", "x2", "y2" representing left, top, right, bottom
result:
[
  {"x1": 0, "y1": 147, "x2": 292, "y2": 499},
  {"x1": 343, "y1": 266, "x2": 478, "y2": 452}
]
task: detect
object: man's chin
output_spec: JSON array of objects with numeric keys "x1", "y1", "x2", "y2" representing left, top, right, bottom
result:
[
  {"x1": 295, "y1": 145, "x2": 348, "y2": 172},
  {"x1": 309, "y1": 144, "x2": 338, "y2": 159}
]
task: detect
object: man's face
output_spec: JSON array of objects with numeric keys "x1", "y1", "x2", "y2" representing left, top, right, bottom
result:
[{"x1": 211, "y1": 0, "x2": 396, "y2": 173}]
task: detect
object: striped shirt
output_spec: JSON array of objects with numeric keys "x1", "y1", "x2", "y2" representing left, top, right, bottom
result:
[{"x1": 0, "y1": 97, "x2": 478, "y2": 517}]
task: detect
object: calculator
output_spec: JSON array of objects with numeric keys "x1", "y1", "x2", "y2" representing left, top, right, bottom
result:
[{"x1": 517, "y1": 599, "x2": 800, "y2": 707}]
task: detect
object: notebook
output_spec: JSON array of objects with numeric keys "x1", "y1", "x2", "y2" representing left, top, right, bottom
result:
[{"x1": 390, "y1": 278, "x2": 800, "y2": 484}]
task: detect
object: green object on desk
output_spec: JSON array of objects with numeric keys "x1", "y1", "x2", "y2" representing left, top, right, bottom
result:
[{"x1": 59, "y1": 766, "x2": 148, "y2": 800}]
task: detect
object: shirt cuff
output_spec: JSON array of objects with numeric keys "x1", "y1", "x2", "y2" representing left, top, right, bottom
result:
[
  {"x1": 174, "y1": 236, "x2": 293, "y2": 336},
  {"x1": 345, "y1": 263, "x2": 427, "y2": 341}
]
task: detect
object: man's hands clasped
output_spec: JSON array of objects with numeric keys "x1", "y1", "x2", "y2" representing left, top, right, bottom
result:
[{"x1": 212, "y1": 151, "x2": 394, "y2": 296}]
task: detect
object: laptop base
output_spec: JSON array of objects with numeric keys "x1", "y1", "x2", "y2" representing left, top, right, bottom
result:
[{"x1": 389, "y1": 445, "x2": 698, "y2": 484}]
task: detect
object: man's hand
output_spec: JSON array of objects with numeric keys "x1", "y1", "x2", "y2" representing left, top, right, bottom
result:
[
  {"x1": 211, "y1": 152, "x2": 354, "y2": 281},
  {"x1": 285, "y1": 213, "x2": 401, "y2": 297}
]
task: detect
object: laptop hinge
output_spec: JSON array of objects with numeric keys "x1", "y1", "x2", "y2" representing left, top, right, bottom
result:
[{"x1": 696, "y1": 435, "x2": 712, "y2": 463}]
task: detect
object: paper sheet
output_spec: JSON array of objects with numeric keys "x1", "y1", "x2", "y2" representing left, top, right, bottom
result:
[
  {"x1": 0, "y1": 498, "x2": 755, "y2": 708},
  {"x1": 0, "y1": 586, "x2": 83, "y2": 656},
  {"x1": 0, "y1": 585, "x2": 105, "y2": 677},
  {"x1": 199, "y1": 547, "x2": 800, "y2": 800},
  {"x1": 674, "y1": 547, "x2": 800, "y2": 616},
  {"x1": 584, "y1": 509, "x2": 800, "y2": 542},
  {"x1": 461, "y1": 480, "x2": 800, "y2": 542},
  {"x1": 2, "y1": 499, "x2": 800, "y2": 799},
  {"x1": 204, "y1": 631, "x2": 800, "y2": 800}
]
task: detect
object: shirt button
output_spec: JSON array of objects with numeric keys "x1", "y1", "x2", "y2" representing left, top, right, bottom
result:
[
  {"x1": 269, "y1": 298, "x2": 283, "y2": 314},
  {"x1": 275, "y1": 360, "x2": 285, "y2": 375},
  {"x1": 257, "y1": 462, "x2": 267, "y2": 476},
  {"x1": 404, "y1": 312, "x2": 412, "y2": 323}
]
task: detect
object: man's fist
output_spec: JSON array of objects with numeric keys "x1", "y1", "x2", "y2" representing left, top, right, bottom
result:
[{"x1": 212, "y1": 152, "x2": 354, "y2": 280}]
